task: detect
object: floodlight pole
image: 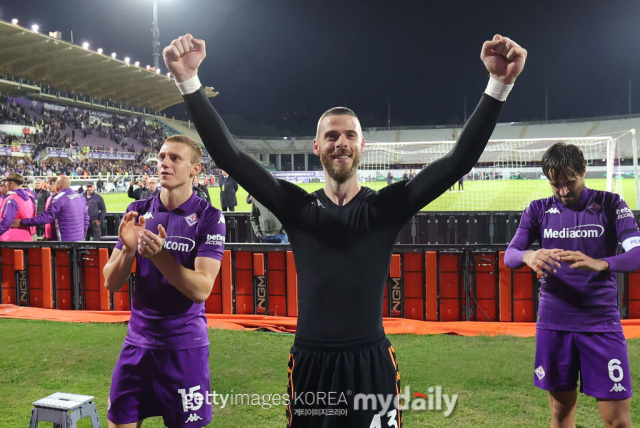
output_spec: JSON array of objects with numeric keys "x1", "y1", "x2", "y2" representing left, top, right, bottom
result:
[
  {"x1": 152, "y1": 0, "x2": 161, "y2": 70},
  {"x1": 629, "y1": 80, "x2": 632, "y2": 115}
]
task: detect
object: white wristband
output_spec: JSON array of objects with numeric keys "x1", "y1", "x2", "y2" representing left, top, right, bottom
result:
[
  {"x1": 175, "y1": 75, "x2": 202, "y2": 96},
  {"x1": 484, "y1": 76, "x2": 513, "y2": 102}
]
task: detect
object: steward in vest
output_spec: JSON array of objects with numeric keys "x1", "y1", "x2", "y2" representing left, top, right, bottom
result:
[{"x1": 0, "y1": 173, "x2": 36, "y2": 241}]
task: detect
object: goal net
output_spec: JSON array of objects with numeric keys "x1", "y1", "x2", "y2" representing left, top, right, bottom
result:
[{"x1": 358, "y1": 135, "x2": 624, "y2": 211}]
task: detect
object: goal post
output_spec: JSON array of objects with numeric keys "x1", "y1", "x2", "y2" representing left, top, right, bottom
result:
[{"x1": 358, "y1": 135, "x2": 629, "y2": 211}]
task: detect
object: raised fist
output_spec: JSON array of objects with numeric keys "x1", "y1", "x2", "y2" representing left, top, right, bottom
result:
[
  {"x1": 481, "y1": 34, "x2": 527, "y2": 85},
  {"x1": 163, "y1": 34, "x2": 206, "y2": 83}
]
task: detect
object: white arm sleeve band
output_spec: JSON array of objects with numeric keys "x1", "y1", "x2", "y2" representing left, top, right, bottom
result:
[
  {"x1": 622, "y1": 236, "x2": 640, "y2": 252},
  {"x1": 176, "y1": 75, "x2": 202, "y2": 96},
  {"x1": 484, "y1": 77, "x2": 514, "y2": 102}
]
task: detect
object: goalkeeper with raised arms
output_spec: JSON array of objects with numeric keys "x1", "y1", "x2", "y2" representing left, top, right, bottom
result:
[
  {"x1": 165, "y1": 33, "x2": 526, "y2": 427},
  {"x1": 505, "y1": 142, "x2": 640, "y2": 428}
]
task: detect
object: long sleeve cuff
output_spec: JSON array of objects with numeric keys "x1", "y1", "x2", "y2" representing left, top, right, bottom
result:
[
  {"x1": 176, "y1": 75, "x2": 202, "y2": 96},
  {"x1": 504, "y1": 249, "x2": 527, "y2": 269},
  {"x1": 602, "y1": 246, "x2": 640, "y2": 272},
  {"x1": 484, "y1": 77, "x2": 513, "y2": 102}
]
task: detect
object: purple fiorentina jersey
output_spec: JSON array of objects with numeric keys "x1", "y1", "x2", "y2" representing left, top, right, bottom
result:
[
  {"x1": 115, "y1": 192, "x2": 226, "y2": 349},
  {"x1": 507, "y1": 187, "x2": 640, "y2": 332}
]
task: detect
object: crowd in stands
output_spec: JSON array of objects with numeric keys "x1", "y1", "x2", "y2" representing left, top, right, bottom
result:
[
  {"x1": 0, "y1": 92, "x2": 167, "y2": 158},
  {"x1": 0, "y1": 92, "x2": 222, "y2": 182},
  {"x1": 0, "y1": 156, "x2": 219, "y2": 186},
  {"x1": 0, "y1": 157, "x2": 158, "y2": 179}
]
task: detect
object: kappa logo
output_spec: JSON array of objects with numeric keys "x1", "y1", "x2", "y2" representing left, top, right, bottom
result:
[
  {"x1": 184, "y1": 213, "x2": 199, "y2": 227},
  {"x1": 609, "y1": 383, "x2": 627, "y2": 393},
  {"x1": 218, "y1": 214, "x2": 225, "y2": 224},
  {"x1": 205, "y1": 233, "x2": 225, "y2": 246},
  {"x1": 535, "y1": 365, "x2": 545, "y2": 380},
  {"x1": 185, "y1": 413, "x2": 203, "y2": 423},
  {"x1": 315, "y1": 199, "x2": 325, "y2": 208},
  {"x1": 545, "y1": 207, "x2": 560, "y2": 214},
  {"x1": 142, "y1": 212, "x2": 154, "y2": 220}
]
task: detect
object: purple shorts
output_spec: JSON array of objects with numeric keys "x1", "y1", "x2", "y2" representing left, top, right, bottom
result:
[
  {"x1": 534, "y1": 329, "x2": 633, "y2": 400},
  {"x1": 108, "y1": 344, "x2": 212, "y2": 427}
]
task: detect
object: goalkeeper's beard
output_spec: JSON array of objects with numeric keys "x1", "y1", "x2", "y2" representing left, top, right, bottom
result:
[{"x1": 320, "y1": 149, "x2": 361, "y2": 184}]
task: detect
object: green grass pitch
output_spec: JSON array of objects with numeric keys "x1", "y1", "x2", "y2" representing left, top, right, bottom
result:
[
  {"x1": 1, "y1": 320, "x2": 638, "y2": 427},
  {"x1": 102, "y1": 178, "x2": 639, "y2": 213}
]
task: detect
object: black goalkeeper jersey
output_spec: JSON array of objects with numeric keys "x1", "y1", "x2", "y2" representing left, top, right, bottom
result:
[{"x1": 183, "y1": 88, "x2": 503, "y2": 340}]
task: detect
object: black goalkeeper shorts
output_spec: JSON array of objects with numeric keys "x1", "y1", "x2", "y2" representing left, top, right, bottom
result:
[{"x1": 286, "y1": 330, "x2": 402, "y2": 428}]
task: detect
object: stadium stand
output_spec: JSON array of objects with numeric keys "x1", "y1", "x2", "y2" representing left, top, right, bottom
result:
[
  {"x1": 0, "y1": 93, "x2": 222, "y2": 179},
  {"x1": 231, "y1": 114, "x2": 640, "y2": 163},
  {"x1": 1, "y1": 92, "x2": 167, "y2": 150}
]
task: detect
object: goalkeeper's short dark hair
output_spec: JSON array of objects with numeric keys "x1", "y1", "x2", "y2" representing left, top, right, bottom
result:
[
  {"x1": 541, "y1": 143, "x2": 586, "y2": 181},
  {"x1": 316, "y1": 107, "x2": 360, "y2": 138}
]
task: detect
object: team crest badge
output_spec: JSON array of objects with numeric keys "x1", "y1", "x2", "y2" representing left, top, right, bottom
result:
[
  {"x1": 184, "y1": 213, "x2": 199, "y2": 227},
  {"x1": 587, "y1": 202, "x2": 601, "y2": 213},
  {"x1": 535, "y1": 365, "x2": 545, "y2": 380}
]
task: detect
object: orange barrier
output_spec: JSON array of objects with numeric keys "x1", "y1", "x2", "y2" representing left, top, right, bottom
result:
[
  {"x1": 439, "y1": 253, "x2": 462, "y2": 321},
  {"x1": 55, "y1": 249, "x2": 73, "y2": 310},
  {"x1": 82, "y1": 249, "x2": 101, "y2": 310},
  {"x1": 425, "y1": 251, "x2": 437, "y2": 321},
  {"x1": 499, "y1": 251, "x2": 537, "y2": 322},
  {"x1": 2, "y1": 245, "x2": 640, "y2": 326},
  {"x1": 112, "y1": 256, "x2": 134, "y2": 311},
  {"x1": 1, "y1": 248, "x2": 17, "y2": 305},
  {"x1": 286, "y1": 251, "x2": 298, "y2": 317},
  {"x1": 629, "y1": 271, "x2": 640, "y2": 318},
  {"x1": 3, "y1": 304, "x2": 640, "y2": 338},
  {"x1": 221, "y1": 250, "x2": 233, "y2": 314}
]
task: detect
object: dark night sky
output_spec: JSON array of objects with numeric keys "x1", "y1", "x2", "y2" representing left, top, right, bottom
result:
[{"x1": 4, "y1": 0, "x2": 640, "y2": 135}]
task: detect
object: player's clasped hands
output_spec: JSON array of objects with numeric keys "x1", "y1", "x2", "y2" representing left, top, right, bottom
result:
[
  {"x1": 118, "y1": 212, "x2": 167, "y2": 259},
  {"x1": 118, "y1": 211, "x2": 144, "y2": 251},
  {"x1": 523, "y1": 248, "x2": 562, "y2": 277},
  {"x1": 557, "y1": 250, "x2": 609, "y2": 272},
  {"x1": 136, "y1": 218, "x2": 167, "y2": 259}
]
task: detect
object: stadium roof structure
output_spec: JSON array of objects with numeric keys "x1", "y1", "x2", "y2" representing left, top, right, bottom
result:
[{"x1": 0, "y1": 20, "x2": 218, "y2": 111}]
